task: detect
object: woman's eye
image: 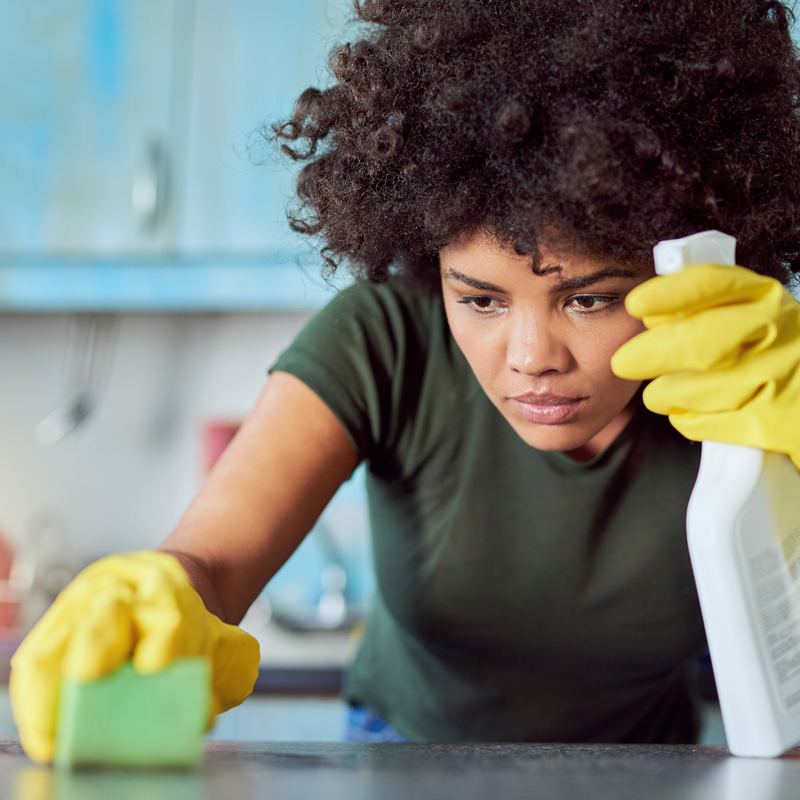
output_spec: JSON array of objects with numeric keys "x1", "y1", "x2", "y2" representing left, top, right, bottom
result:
[
  {"x1": 457, "y1": 296, "x2": 505, "y2": 313},
  {"x1": 567, "y1": 295, "x2": 618, "y2": 312}
]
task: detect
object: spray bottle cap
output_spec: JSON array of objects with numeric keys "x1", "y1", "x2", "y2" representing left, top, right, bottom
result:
[{"x1": 652, "y1": 230, "x2": 736, "y2": 275}]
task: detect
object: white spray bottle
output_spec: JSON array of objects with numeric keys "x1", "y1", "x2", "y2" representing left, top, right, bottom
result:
[{"x1": 653, "y1": 230, "x2": 800, "y2": 757}]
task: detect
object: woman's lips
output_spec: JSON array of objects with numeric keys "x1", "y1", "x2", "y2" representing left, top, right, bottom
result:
[{"x1": 509, "y1": 392, "x2": 587, "y2": 424}]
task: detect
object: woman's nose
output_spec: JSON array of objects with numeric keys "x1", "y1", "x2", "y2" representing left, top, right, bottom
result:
[{"x1": 506, "y1": 317, "x2": 572, "y2": 375}]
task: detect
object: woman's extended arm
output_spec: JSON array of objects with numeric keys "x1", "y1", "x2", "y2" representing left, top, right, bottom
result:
[
  {"x1": 160, "y1": 370, "x2": 360, "y2": 625},
  {"x1": 10, "y1": 370, "x2": 358, "y2": 763}
]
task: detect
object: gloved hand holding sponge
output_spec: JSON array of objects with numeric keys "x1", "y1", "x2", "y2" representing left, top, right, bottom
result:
[
  {"x1": 10, "y1": 550, "x2": 259, "y2": 765},
  {"x1": 612, "y1": 262, "x2": 800, "y2": 469}
]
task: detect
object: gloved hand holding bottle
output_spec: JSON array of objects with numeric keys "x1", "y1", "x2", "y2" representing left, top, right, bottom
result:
[
  {"x1": 611, "y1": 262, "x2": 800, "y2": 469},
  {"x1": 9, "y1": 550, "x2": 260, "y2": 764}
]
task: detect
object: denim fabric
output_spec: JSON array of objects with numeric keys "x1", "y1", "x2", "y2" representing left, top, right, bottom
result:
[{"x1": 345, "y1": 705, "x2": 407, "y2": 742}]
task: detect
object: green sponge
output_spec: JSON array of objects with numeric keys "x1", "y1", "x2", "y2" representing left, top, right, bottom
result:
[{"x1": 55, "y1": 657, "x2": 210, "y2": 769}]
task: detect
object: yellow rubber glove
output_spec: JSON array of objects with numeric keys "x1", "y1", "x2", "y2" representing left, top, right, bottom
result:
[
  {"x1": 9, "y1": 551, "x2": 260, "y2": 764},
  {"x1": 611, "y1": 263, "x2": 800, "y2": 469}
]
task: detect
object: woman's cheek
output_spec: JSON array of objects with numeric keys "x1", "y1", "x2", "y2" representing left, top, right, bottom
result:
[
  {"x1": 447, "y1": 312, "x2": 506, "y2": 384},
  {"x1": 596, "y1": 313, "x2": 645, "y2": 362}
]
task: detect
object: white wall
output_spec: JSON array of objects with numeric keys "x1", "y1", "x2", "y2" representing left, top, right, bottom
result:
[{"x1": 0, "y1": 311, "x2": 310, "y2": 563}]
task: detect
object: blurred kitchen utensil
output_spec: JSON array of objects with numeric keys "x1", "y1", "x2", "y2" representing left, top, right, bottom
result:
[
  {"x1": 203, "y1": 421, "x2": 241, "y2": 476},
  {"x1": 11, "y1": 510, "x2": 78, "y2": 632},
  {"x1": 269, "y1": 523, "x2": 359, "y2": 632},
  {"x1": 35, "y1": 315, "x2": 117, "y2": 446}
]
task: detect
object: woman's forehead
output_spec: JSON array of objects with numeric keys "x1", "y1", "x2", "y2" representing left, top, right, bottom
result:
[{"x1": 440, "y1": 230, "x2": 652, "y2": 286}]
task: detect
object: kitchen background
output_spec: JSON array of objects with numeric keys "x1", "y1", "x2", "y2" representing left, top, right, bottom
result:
[
  {"x1": 0, "y1": 0, "x2": 370, "y2": 740},
  {"x1": 1, "y1": 0, "x2": 769, "y2": 744}
]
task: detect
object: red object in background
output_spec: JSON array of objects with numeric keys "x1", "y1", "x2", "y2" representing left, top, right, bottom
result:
[
  {"x1": 0, "y1": 530, "x2": 18, "y2": 629},
  {"x1": 204, "y1": 422, "x2": 242, "y2": 476}
]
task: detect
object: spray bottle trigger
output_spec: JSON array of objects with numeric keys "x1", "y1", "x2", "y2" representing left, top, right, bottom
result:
[{"x1": 652, "y1": 230, "x2": 736, "y2": 275}]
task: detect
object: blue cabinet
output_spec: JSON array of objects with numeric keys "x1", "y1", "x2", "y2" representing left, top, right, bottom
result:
[
  {"x1": 0, "y1": 0, "x2": 176, "y2": 255},
  {"x1": 180, "y1": 0, "x2": 348, "y2": 254},
  {"x1": 0, "y1": 0, "x2": 349, "y2": 310}
]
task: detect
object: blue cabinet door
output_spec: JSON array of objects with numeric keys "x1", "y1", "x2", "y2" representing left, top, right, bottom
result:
[
  {"x1": 179, "y1": 0, "x2": 350, "y2": 255},
  {"x1": 0, "y1": 0, "x2": 178, "y2": 255},
  {"x1": 0, "y1": 0, "x2": 354, "y2": 310}
]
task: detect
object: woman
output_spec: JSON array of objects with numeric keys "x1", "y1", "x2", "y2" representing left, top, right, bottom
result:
[{"x1": 11, "y1": 0, "x2": 800, "y2": 760}]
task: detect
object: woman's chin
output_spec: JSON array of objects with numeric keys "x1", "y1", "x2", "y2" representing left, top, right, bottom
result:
[{"x1": 506, "y1": 417, "x2": 603, "y2": 453}]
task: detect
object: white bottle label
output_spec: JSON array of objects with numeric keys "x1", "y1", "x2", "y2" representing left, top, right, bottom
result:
[{"x1": 737, "y1": 452, "x2": 800, "y2": 714}]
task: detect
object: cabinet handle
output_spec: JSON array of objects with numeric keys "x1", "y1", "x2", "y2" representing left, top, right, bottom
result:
[{"x1": 132, "y1": 138, "x2": 171, "y2": 233}]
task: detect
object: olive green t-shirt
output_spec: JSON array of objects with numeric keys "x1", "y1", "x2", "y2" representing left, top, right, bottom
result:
[{"x1": 271, "y1": 279, "x2": 706, "y2": 744}]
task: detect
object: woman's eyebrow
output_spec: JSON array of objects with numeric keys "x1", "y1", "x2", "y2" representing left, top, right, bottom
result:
[
  {"x1": 444, "y1": 266, "x2": 639, "y2": 293},
  {"x1": 552, "y1": 268, "x2": 639, "y2": 292},
  {"x1": 443, "y1": 268, "x2": 506, "y2": 293}
]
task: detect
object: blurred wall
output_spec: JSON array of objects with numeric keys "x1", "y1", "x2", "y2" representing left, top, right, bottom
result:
[{"x1": 0, "y1": 311, "x2": 309, "y2": 561}]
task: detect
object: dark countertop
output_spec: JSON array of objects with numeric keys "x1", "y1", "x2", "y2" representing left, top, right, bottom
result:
[
  {"x1": 2, "y1": 740, "x2": 800, "y2": 800},
  {"x1": 252, "y1": 666, "x2": 344, "y2": 695}
]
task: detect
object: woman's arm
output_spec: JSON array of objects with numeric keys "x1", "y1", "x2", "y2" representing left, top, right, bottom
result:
[
  {"x1": 11, "y1": 371, "x2": 349, "y2": 763},
  {"x1": 159, "y1": 370, "x2": 359, "y2": 625}
]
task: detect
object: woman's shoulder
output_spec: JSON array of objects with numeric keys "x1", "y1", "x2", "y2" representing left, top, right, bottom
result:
[
  {"x1": 272, "y1": 277, "x2": 475, "y2": 467},
  {"x1": 292, "y1": 277, "x2": 466, "y2": 377},
  {"x1": 333, "y1": 278, "x2": 445, "y2": 340}
]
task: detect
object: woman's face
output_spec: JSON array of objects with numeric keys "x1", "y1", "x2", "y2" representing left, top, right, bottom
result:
[{"x1": 440, "y1": 230, "x2": 653, "y2": 460}]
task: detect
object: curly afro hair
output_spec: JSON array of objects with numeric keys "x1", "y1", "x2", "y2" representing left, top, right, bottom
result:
[{"x1": 276, "y1": 0, "x2": 800, "y2": 288}]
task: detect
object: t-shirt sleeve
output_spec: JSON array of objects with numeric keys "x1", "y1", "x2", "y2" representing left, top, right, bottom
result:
[{"x1": 269, "y1": 281, "x2": 427, "y2": 469}]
